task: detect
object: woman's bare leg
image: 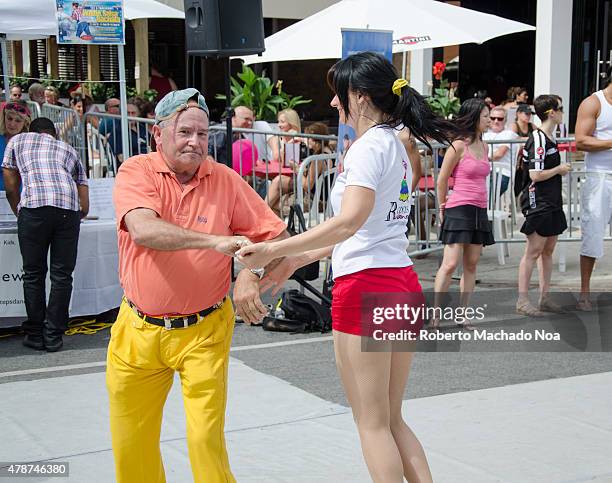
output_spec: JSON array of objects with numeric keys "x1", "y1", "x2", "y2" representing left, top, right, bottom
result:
[
  {"x1": 517, "y1": 233, "x2": 546, "y2": 311},
  {"x1": 389, "y1": 350, "x2": 433, "y2": 482},
  {"x1": 334, "y1": 331, "x2": 404, "y2": 483}
]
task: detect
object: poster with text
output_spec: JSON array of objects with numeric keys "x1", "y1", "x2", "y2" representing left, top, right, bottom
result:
[{"x1": 56, "y1": 0, "x2": 125, "y2": 45}]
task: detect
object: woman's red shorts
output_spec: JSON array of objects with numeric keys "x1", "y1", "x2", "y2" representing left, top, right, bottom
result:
[{"x1": 331, "y1": 266, "x2": 425, "y2": 336}]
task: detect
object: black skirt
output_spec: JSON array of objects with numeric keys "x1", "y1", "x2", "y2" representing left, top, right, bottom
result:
[
  {"x1": 520, "y1": 210, "x2": 567, "y2": 237},
  {"x1": 439, "y1": 205, "x2": 495, "y2": 246}
]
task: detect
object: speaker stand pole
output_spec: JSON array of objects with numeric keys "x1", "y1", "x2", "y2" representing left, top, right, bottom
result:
[
  {"x1": 223, "y1": 56, "x2": 233, "y2": 169},
  {"x1": 224, "y1": 56, "x2": 236, "y2": 283}
]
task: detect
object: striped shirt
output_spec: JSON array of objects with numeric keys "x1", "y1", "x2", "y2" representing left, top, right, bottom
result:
[
  {"x1": 71, "y1": 6, "x2": 84, "y2": 21},
  {"x1": 2, "y1": 132, "x2": 87, "y2": 212}
]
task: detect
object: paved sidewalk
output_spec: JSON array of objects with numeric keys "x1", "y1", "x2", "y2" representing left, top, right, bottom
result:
[
  {"x1": 411, "y1": 240, "x2": 612, "y2": 291},
  {"x1": 1, "y1": 359, "x2": 610, "y2": 482}
]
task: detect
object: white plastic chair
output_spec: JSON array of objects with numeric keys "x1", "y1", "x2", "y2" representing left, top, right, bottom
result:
[{"x1": 487, "y1": 166, "x2": 511, "y2": 265}]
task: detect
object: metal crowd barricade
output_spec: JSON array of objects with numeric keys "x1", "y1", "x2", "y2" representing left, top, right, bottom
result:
[
  {"x1": 410, "y1": 136, "x2": 604, "y2": 268},
  {"x1": 83, "y1": 111, "x2": 154, "y2": 178},
  {"x1": 209, "y1": 125, "x2": 337, "y2": 214},
  {"x1": 40, "y1": 103, "x2": 87, "y2": 170},
  {"x1": 25, "y1": 101, "x2": 41, "y2": 120},
  {"x1": 295, "y1": 153, "x2": 337, "y2": 228},
  {"x1": 56, "y1": 109, "x2": 603, "y2": 262}
]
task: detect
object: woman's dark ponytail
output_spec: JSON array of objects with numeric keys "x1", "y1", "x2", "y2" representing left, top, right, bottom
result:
[
  {"x1": 393, "y1": 85, "x2": 465, "y2": 150},
  {"x1": 328, "y1": 51, "x2": 469, "y2": 148}
]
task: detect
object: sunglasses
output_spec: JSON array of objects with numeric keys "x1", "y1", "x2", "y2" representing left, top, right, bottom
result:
[
  {"x1": 490, "y1": 116, "x2": 505, "y2": 121},
  {"x1": 545, "y1": 106, "x2": 564, "y2": 114},
  {"x1": 108, "y1": 104, "x2": 120, "y2": 109}
]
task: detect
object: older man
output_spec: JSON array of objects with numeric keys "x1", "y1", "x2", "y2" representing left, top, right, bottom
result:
[
  {"x1": 208, "y1": 105, "x2": 255, "y2": 163},
  {"x1": 27, "y1": 83, "x2": 46, "y2": 107},
  {"x1": 1, "y1": 85, "x2": 23, "y2": 111},
  {"x1": 107, "y1": 88, "x2": 286, "y2": 483},
  {"x1": 98, "y1": 98, "x2": 122, "y2": 159},
  {"x1": 483, "y1": 106, "x2": 518, "y2": 195},
  {"x1": 9, "y1": 84, "x2": 22, "y2": 101}
]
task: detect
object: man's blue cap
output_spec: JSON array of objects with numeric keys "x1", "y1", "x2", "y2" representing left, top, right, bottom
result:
[{"x1": 154, "y1": 88, "x2": 209, "y2": 124}]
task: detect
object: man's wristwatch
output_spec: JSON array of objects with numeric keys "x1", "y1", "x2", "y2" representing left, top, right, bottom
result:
[{"x1": 249, "y1": 268, "x2": 265, "y2": 279}]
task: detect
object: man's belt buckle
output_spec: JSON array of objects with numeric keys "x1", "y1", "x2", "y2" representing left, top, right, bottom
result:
[{"x1": 163, "y1": 315, "x2": 194, "y2": 330}]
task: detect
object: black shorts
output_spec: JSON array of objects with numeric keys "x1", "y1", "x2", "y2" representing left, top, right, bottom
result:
[
  {"x1": 520, "y1": 210, "x2": 567, "y2": 237},
  {"x1": 439, "y1": 205, "x2": 495, "y2": 246}
]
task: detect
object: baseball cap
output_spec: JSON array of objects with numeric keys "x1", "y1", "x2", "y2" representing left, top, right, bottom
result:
[
  {"x1": 154, "y1": 88, "x2": 209, "y2": 124},
  {"x1": 517, "y1": 103, "x2": 535, "y2": 114}
]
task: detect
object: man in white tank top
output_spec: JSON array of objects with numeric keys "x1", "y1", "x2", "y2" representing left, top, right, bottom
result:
[{"x1": 576, "y1": 67, "x2": 612, "y2": 310}]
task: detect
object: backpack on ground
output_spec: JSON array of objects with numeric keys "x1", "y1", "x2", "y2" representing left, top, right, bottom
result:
[{"x1": 263, "y1": 289, "x2": 332, "y2": 333}]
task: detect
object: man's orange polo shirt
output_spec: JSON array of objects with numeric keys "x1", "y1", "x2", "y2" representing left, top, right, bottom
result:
[{"x1": 113, "y1": 151, "x2": 286, "y2": 316}]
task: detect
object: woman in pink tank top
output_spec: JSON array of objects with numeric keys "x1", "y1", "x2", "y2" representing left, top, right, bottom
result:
[{"x1": 432, "y1": 98, "x2": 494, "y2": 329}]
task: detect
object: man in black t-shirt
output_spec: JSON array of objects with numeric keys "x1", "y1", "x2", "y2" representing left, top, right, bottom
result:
[{"x1": 516, "y1": 95, "x2": 571, "y2": 317}]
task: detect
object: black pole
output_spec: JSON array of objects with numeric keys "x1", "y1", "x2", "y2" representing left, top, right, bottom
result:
[{"x1": 224, "y1": 56, "x2": 233, "y2": 169}]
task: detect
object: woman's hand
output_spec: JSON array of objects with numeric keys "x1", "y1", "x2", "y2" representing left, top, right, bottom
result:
[
  {"x1": 236, "y1": 242, "x2": 277, "y2": 269},
  {"x1": 260, "y1": 256, "x2": 302, "y2": 296}
]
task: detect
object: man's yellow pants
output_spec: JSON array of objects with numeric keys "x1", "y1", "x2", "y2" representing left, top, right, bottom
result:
[{"x1": 106, "y1": 298, "x2": 236, "y2": 483}]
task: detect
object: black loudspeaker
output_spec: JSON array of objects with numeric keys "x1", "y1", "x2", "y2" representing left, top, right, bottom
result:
[{"x1": 184, "y1": 0, "x2": 265, "y2": 56}]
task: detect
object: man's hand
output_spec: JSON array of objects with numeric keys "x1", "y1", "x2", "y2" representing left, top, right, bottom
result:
[
  {"x1": 558, "y1": 164, "x2": 572, "y2": 176},
  {"x1": 260, "y1": 256, "x2": 302, "y2": 296},
  {"x1": 214, "y1": 236, "x2": 250, "y2": 257},
  {"x1": 233, "y1": 268, "x2": 269, "y2": 325}
]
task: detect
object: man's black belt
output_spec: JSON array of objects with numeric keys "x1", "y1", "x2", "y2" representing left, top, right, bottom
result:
[{"x1": 125, "y1": 297, "x2": 226, "y2": 330}]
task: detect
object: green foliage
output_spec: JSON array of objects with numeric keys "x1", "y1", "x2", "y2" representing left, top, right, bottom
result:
[
  {"x1": 426, "y1": 79, "x2": 460, "y2": 119},
  {"x1": 126, "y1": 87, "x2": 158, "y2": 103},
  {"x1": 38, "y1": 75, "x2": 75, "y2": 97},
  {"x1": 216, "y1": 65, "x2": 311, "y2": 121},
  {"x1": 9, "y1": 74, "x2": 32, "y2": 90},
  {"x1": 87, "y1": 82, "x2": 116, "y2": 103}
]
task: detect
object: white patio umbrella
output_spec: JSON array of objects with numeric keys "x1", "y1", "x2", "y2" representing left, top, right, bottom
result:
[{"x1": 241, "y1": 0, "x2": 535, "y2": 65}]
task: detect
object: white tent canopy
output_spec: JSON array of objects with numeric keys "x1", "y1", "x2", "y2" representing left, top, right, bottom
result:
[
  {"x1": 0, "y1": 0, "x2": 184, "y2": 40},
  {"x1": 241, "y1": 0, "x2": 535, "y2": 65}
]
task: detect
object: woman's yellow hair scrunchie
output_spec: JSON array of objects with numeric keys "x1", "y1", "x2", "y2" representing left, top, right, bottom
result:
[{"x1": 392, "y1": 78, "x2": 409, "y2": 97}]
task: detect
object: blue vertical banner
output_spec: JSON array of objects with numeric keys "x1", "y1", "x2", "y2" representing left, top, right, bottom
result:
[
  {"x1": 341, "y1": 29, "x2": 393, "y2": 61},
  {"x1": 338, "y1": 29, "x2": 393, "y2": 166}
]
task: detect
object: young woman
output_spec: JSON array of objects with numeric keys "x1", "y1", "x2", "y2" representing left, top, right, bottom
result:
[
  {"x1": 237, "y1": 51, "x2": 460, "y2": 483},
  {"x1": 433, "y1": 99, "x2": 495, "y2": 329},
  {"x1": 516, "y1": 95, "x2": 570, "y2": 316},
  {"x1": 0, "y1": 101, "x2": 31, "y2": 191},
  {"x1": 265, "y1": 109, "x2": 302, "y2": 214},
  {"x1": 511, "y1": 104, "x2": 536, "y2": 138},
  {"x1": 267, "y1": 108, "x2": 301, "y2": 162}
]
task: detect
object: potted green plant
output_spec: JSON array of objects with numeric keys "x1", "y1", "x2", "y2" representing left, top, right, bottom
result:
[
  {"x1": 426, "y1": 62, "x2": 460, "y2": 119},
  {"x1": 216, "y1": 65, "x2": 311, "y2": 121}
]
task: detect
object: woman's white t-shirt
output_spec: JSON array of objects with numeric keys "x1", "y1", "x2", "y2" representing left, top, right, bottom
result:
[{"x1": 330, "y1": 125, "x2": 413, "y2": 278}]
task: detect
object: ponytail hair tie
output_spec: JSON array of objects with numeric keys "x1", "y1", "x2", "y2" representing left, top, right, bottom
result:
[{"x1": 392, "y1": 78, "x2": 409, "y2": 97}]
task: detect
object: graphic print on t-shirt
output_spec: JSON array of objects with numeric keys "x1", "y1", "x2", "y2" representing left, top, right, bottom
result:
[{"x1": 399, "y1": 159, "x2": 410, "y2": 202}]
